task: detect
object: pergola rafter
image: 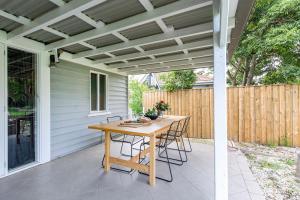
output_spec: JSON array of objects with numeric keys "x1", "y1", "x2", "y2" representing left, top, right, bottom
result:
[
  {"x1": 108, "y1": 48, "x2": 213, "y2": 69},
  {"x1": 7, "y1": 0, "x2": 108, "y2": 39},
  {"x1": 129, "y1": 62, "x2": 213, "y2": 75},
  {"x1": 45, "y1": 0, "x2": 213, "y2": 50},
  {"x1": 118, "y1": 56, "x2": 213, "y2": 72},
  {"x1": 94, "y1": 39, "x2": 214, "y2": 64}
]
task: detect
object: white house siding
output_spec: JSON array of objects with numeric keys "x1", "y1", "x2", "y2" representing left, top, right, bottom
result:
[{"x1": 50, "y1": 61, "x2": 128, "y2": 159}]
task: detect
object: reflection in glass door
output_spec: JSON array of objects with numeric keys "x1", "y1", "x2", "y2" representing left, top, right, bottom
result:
[{"x1": 7, "y1": 47, "x2": 37, "y2": 170}]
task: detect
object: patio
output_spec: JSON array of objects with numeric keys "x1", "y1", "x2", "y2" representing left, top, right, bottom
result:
[{"x1": 0, "y1": 140, "x2": 264, "y2": 200}]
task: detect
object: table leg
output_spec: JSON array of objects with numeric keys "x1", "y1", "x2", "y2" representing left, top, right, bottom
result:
[
  {"x1": 104, "y1": 130, "x2": 111, "y2": 173},
  {"x1": 149, "y1": 135, "x2": 156, "y2": 186}
]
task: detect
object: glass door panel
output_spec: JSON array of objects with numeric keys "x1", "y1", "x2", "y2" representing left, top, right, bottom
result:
[{"x1": 7, "y1": 47, "x2": 37, "y2": 170}]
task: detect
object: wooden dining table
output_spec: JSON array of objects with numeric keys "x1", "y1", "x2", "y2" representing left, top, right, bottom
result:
[{"x1": 88, "y1": 115, "x2": 187, "y2": 186}]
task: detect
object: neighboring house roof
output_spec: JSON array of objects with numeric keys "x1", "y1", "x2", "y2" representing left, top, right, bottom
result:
[{"x1": 135, "y1": 70, "x2": 213, "y2": 88}]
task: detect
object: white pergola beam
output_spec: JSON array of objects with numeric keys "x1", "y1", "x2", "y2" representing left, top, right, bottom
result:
[
  {"x1": 79, "y1": 41, "x2": 96, "y2": 50},
  {"x1": 138, "y1": 0, "x2": 154, "y2": 11},
  {"x1": 8, "y1": 0, "x2": 108, "y2": 39},
  {"x1": 43, "y1": 27, "x2": 69, "y2": 38},
  {"x1": 156, "y1": 19, "x2": 173, "y2": 33},
  {"x1": 219, "y1": 0, "x2": 229, "y2": 47},
  {"x1": 118, "y1": 56, "x2": 213, "y2": 72},
  {"x1": 108, "y1": 48, "x2": 213, "y2": 69},
  {"x1": 49, "y1": 0, "x2": 65, "y2": 7},
  {"x1": 72, "y1": 21, "x2": 217, "y2": 59},
  {"x1": 94, "y1": 39, "x2": 213, "y2": 64},
  {"x1": 112, "y1": 32, "x2": 129, "y2": 42},
  {"x1": 46, "y1": 0, "x2": 213, "y2": 50},
  {"x1": 129, "y1": 62, "x2": 213, "y2": 75},
  {"x1": 59, "y1": 51, "x2": 126, "y2": 76},
  {"x1": 0, "y1": 10, "x2": 31, "y2": 25},
  {"x1": 75, "y1": 13, "x2": 104, "y2": 28},
  {"x1": 213, "y1": 0, "x2": 229, "y2": 200}
]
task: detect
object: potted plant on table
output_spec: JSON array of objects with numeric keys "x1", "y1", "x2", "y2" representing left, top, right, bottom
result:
[
  {"x1": 144, "y1": 107, "x2": 158, "y2": 120},
  {"x1": 155, "y1": 100, "x2": 169, "y2": 118}
]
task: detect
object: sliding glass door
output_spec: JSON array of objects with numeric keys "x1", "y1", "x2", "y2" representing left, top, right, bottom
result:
[
  {"x1": 0, "y1": 44, "x2": 5, "y2": 176},
  {"x1": 7, "y1": 47, "x2": 37, "y2": 170}
]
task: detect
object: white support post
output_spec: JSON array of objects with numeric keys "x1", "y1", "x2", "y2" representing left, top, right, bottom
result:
[
  {"x1": 38, "y1": 51, "x2": 51, "y2": 163},
  {"x1": 213, "y1": 0, "x2": 229, "y2": 200}
]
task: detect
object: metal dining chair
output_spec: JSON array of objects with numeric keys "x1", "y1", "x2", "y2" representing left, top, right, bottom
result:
[
  {"x1": 138, "y1": 120, "x2": 182, "y2": 182},
  {"x1": 160, "y1": 116, "x2": 192, "y2": 163},
  {"x1": 101, "y1": 116, "x2": 144, "y2": 174}
]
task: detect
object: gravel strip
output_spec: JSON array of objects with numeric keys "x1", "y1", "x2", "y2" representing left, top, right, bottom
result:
[{"x1": 238, "y1": 143, "x2": 300, "y2": 200}]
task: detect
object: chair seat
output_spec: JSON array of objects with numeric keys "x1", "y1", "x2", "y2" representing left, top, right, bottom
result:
[{"x1": 113, "y1": 135, "x2": 144, "y2": 144}]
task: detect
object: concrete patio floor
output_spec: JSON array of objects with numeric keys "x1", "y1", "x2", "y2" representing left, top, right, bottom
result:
[{"x1": 0, "y1": 140, "x2": 264, "y2": 200}]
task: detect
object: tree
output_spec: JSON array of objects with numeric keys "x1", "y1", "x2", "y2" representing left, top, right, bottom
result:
[
  {"x1": 160, "y1": 70, "x2": 197, "y2": 92},
  {"x1": 228, "y1": 0, "x2": 300, "y2": 86},
  {"x1": 128, "y1": 80, "x2": 148, "y2": 115}
]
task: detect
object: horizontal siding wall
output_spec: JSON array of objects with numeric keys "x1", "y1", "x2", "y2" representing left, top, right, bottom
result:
[{"x1": 51, "y1": 61, "x2": 128, "y2": 159}]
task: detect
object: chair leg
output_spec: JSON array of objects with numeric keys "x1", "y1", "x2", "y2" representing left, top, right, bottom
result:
[
  {"x1": 138, "y1": 145, "x2": 173, "y2": 182},
  {"x1": 158, "y1": 140, "x2": 185, "y2": 165},
  {"x1": 185, "y1": 136, "x2": 193, "y2": 152}
]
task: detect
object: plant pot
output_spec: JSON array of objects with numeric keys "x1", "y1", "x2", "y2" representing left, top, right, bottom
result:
[
  {"x1": 157, "y1": 110, "x2": 164, "y2": 118},
  {"x1": 145, "y1": 114, "x2": 158, "y2": 120}
]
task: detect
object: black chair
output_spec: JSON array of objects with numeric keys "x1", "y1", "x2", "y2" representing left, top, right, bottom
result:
[
  {"x1": 157, "y1": 117, "x2": 188, "y2": 164},
  {"x1": 182, "y1": 116, "x2": 192, "y2": 152},
  {"x1": 138, "y1": 120, "x2": 182, "y2": 182},
  {"x1": 160, "y1": 116, "x2": 192, "y2": 163},
  {"x1": 101, "y1": 116, "x2": 144, "y2": 174}
]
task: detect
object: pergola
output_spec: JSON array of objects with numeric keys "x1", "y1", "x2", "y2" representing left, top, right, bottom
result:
[{"x1": 0, "y1": 0, "x2": 254, "y2": 199}]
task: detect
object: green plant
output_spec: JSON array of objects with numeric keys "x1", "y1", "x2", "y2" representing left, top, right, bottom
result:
[
  {"x1": 228, "y1": 0, "x2": 300, "y2": 86},
  {"x1": 155, "y1": 100, "x2": 169, "y2": 111},
  {"x1": 129, "y1": 80, "x2": 148, "y2": 116},
  {"x1": 259, "y1": 160, "x2": 281, "y2": 170},
  {"x1": 160, "y1": 70, "x2": 197, "y2": 92},
  {"x1": 245, "y1": 153, "x2": 257, "y2": 161},
  {"x1": 284, "y1": 159, "x2": 296, "y2": 166},
  {"x1": 144, "y1": 107, "x2": 157, "y2": 116}
]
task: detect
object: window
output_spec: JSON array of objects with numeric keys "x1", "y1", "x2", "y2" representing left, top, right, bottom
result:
[{"x1": 90, "y1": 71, "x2": 107, "y2": 112}]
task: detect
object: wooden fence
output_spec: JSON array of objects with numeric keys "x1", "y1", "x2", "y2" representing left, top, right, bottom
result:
[{"x1": 143, "y1": 84, "x2": 300, "y2": 147}]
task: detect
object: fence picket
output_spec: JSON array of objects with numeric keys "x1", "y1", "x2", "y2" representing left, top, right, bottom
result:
[{"x1": 142, "y1": 84, "x2": 300, "y2": 147}]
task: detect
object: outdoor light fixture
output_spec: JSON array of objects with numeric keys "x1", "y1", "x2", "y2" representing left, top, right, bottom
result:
[{"x1": 49, "y1": 49, "x2": 60, "y2": 68}]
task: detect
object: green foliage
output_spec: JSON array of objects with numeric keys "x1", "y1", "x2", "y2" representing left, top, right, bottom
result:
[
  {"x1": 144, "y1": 107, "x2": 157, "y2": 117},
  {"x1": 155, "y1": 100, "x2": 169, "y2": 111},
  {"x1": 259, "y1": 160, "x2": 281, "y2": 170},
  {"x1": 228, "y1": 0, "x2": 300, "y2": 86},
  {"x1": 284, "y1": 158, "x2": 296, "y2": 166},
  {"x1": 160, "y1": 70, "x2": 197, "y2": 92},
  {"x1": 129, "y1": 80, "x2": 148, "y2": 115}
]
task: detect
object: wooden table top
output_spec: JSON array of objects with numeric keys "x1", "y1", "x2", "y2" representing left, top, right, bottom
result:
[{"x1": 88, "y1": 115, "x2": 187, "y2": 137}]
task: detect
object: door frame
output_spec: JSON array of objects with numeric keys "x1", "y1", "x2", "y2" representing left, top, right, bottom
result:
[
  {"x1": 0, "y1": 43, "x2": 6, "y2": 177},
  {"x1": 0, "y1": 41, "x2": 51, "y2": 177}
]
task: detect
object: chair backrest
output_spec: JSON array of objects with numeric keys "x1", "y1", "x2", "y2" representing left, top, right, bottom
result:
[
  {"x1": 107, "y1": 116, "x2": 123, "y2": 139},
  {"x1": 181, "y1": 116, "x2": 191, "y2": 136},
  {"x1": 166, "y1": 120, "x2": 181, "y2": 140},
  {"x1": 107, "y1": 116, "x2": 123, "y2": 123},
  {"x1": 170, "y1": 116, "x2": 191, "y2": 138}
]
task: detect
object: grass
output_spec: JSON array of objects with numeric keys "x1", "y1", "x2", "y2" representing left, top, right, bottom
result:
[
  {"x1": 259, "y1": 160, "x2": 281, "y2": 170},
  {"x1": 284, "y1": 158, "x2": 296, "y2": 166},
  {"x1": 245, "y1": 153, "x2": 257, "y2": 160}
]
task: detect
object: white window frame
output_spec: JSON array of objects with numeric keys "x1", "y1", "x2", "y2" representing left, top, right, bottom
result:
[{"x1": 89, "y1": 70, "x2": 110, "y2": 117}]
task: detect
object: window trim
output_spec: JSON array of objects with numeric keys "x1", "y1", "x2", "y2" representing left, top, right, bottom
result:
[{"x1": 89, "y1": 70, "x2": 109, "y2": 115}]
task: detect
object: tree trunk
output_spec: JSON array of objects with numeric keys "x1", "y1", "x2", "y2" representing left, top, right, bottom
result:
[
  {"x1": 246, "y1": 56, "x2": 256, "y2": 85},
  {"x1": 227, "y1": 70, "x2": 237, "y2": 86},
  {"x1": 242, "y1": 58, "x2": 251, "y2": 86}
]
